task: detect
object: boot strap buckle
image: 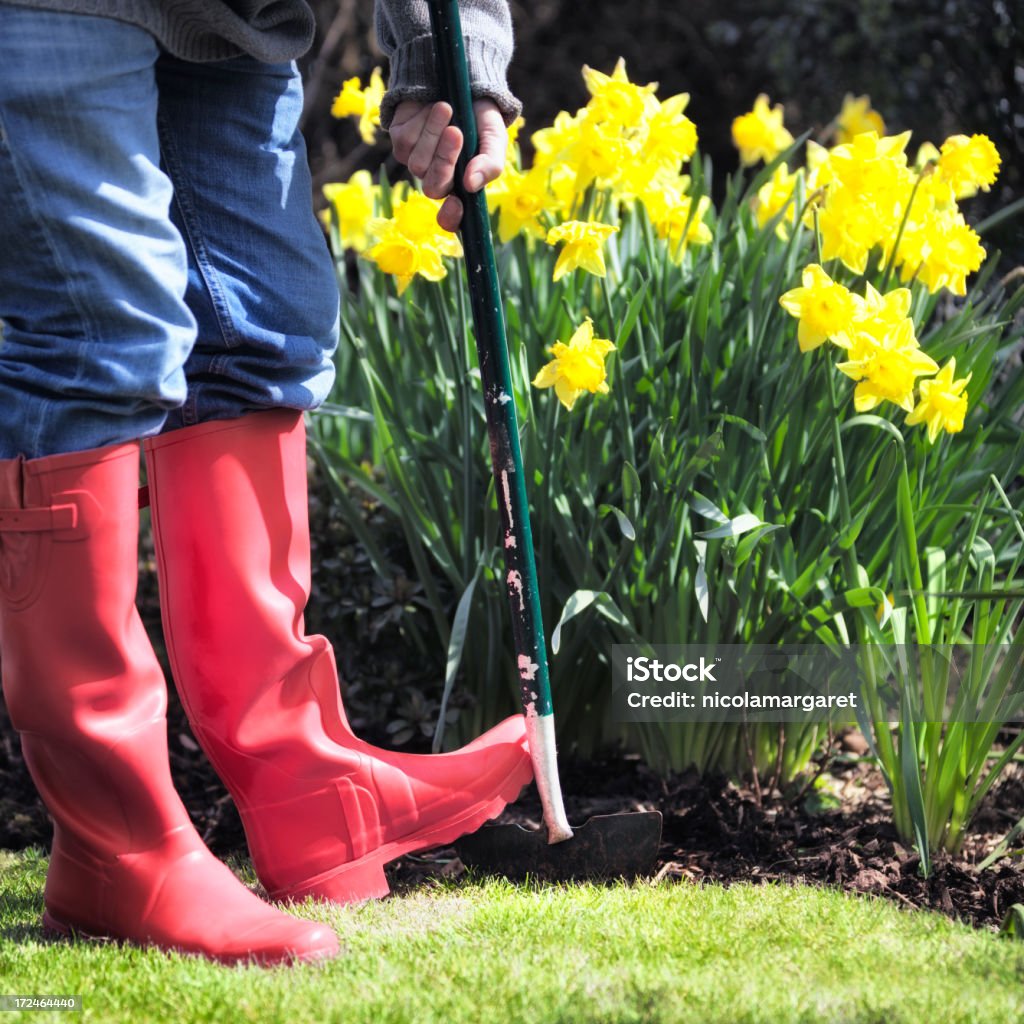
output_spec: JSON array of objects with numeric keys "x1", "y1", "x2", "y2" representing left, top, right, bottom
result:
[{"x1": 0, "y1": 503, "x2": 78, "y2": 533}]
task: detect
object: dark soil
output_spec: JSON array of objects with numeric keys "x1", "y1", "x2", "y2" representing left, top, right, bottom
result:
[{"x1": 410, "y1": 750, "x2": 1024, "y2": 933}]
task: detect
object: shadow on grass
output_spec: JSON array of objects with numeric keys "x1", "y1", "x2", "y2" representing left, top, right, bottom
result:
[{"x1": 0, "y1": 888, "x2": 62, "y2": 946}]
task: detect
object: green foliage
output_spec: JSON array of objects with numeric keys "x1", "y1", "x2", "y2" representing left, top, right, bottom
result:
[
  {"x1": 314, "y1": 147, "x2": 1023, "y2": 805},
  {"x1": 312, "y1": 55, "x2": 1024, "y2": 884}
]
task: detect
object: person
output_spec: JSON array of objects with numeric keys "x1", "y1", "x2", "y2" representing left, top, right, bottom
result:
[{"x1": 0, "y1": 0, "x2": 531, "y2": 966}]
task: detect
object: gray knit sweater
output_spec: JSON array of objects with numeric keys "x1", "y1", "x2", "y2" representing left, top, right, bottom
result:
[{"x1": 0, "y1": 0, "x2": 520, "y2": 126}]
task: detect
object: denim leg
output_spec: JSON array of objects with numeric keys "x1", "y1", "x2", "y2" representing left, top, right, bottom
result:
[
  {"x1": 154, "y1": 55, "x2": 340, "y2": 430},
  {"x1": 0, "y1": 9, "x2": 195, "y2": 459}
]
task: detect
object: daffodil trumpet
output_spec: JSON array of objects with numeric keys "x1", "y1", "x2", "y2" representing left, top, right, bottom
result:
[{"x1": 427, "y1": 0, "x2": 663, "y2": 874}]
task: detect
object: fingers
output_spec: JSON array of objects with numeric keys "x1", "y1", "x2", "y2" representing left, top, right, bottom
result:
[
  {"x1": 463, "y1": 100, "x2": 508, "y2": 193},
  {"x1": 437, "y1": 195, "x2": 464, "y2": 233},
  {"x1": 387, "y1": 98, "x2": 508, "y2": 232},
  {"x1": 390, "y1": 101, "x2": 461, "y2": 201}
]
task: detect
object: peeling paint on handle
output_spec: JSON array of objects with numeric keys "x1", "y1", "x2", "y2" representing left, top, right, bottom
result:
[
  {"x1": 517, "y1": 653, "x2": 539, "y2": 681},
  {"x1": 506, "y1": 569, "x2": 524, "y2": 611},
  {"x1": 499, "y1": 469, "x2": 514, "y2": 528}
]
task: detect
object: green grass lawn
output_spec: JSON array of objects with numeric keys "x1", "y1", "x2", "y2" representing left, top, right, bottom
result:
[{"x1": 1, "y1": 848, "x2": 1022, "y2": 1024}]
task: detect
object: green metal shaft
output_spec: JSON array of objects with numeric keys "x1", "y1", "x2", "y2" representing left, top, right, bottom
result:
[{"x1": 427, "y1": 0, "x2": 554, "y2": 719}]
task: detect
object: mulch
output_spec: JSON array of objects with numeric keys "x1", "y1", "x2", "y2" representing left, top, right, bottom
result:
[{"x1": 387, "y1": 748, "x2": 1023, "y2": 932}]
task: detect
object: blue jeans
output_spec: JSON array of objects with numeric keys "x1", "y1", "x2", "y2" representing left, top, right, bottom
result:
[{"x1": 0, "y1": 8, "x2": 340, "y2": 459}]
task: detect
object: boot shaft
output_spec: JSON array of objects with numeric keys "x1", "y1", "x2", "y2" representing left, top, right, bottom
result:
[
  {"x1": 143, "y1": 412, "x2": 348, "y2": 753},
  {"x1": 0, "y1": 443, "x2": 161, "y2": 730},
  {"x1": 0, "y1": 442, "x2": 188, "y2": 855}
]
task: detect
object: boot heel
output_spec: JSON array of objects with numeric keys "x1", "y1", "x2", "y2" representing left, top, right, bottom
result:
[
  {"x1": 41, "y1": 910, "x2": 71, "y2": 938},
  {"x1": 41, "y1": 910, "x2": 105, "y2": 943},
  {"x1": 272, "y1": 855, "x2": 390, "y2": 906}
]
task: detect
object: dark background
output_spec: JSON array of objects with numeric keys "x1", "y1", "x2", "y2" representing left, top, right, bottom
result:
[{"x1": 299, "y1": 0, "x2": 1023, "y2": 262}]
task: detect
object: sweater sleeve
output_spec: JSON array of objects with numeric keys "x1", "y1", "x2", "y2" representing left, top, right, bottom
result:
[{"x1": 374, "y1": 0, "x2": 521, "y2": 129}]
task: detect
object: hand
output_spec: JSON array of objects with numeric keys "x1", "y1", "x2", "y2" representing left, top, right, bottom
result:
[{"x1": 389, "y1": 98, "x2": 507, "y2": 232}]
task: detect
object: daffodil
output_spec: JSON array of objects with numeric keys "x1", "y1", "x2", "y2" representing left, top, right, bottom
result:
[
  {"x1": 322, "y1": 170, "x2": 376, "y2": 253},
  {"x1": 731, "y1": 94, "x2": 794, "y2": 166},
  {"x1": 364, "y1": 191, "x2": 462, "y2": 294},
  {"x1": 532, "y1": 318, "x2": 615, "y2": 411},
  {"x1": 813, "y1": 132, "x2": 919, "y2": 274},
  {"x1": 531, "y1": 109, "x2": 585, "y2": 170},
  {"x1": 914, "y1": 140, "x2": 941, "y2": 172},
  {"x1": 779, "y1": 264, "x2": 857, "y2": 352},
  {"x1": 505, "y1": 115, "x2": 526, "y2": 168},
  {"x1": 836, "y1": 318, "x2": 939, "y2": 413},
  {"x1": 330, "y1": 76, "x2": 365, "y2": 119},
  {"x1": 922, "y1": 213, "x2": 987, "y2": 296},
  {"x1": 571, "y1": 118, "x2": 636, "y2": 192},
  {"x1": 835, "y1": 282, "x2": 912, "y2": 358},
  {"x1": 331, "y1": 68, "x2": 385, "y2": 144},
  {"x1": 817, "y1": 186, "x2": 887, "y2": 275},
  {"x1": 490, "y1": 166, "x2": 551, "y2": 243},
  {"x1": 546, "y1": 220, "x2": 619, "y2": 281},
  {"x1": 582, "y1": 57, "x2": 658, "y2": 130},
  {"x1": 827, "y1": 130, "x2": 912, "y2": 193},
  {"x1": 906, "y1": 358, "x2": 972, "y2": 442},
  {"x1": 640, "y1": 92, "x2": 698, "y2": 172},
  {"x1": 898, "y1": 207, "x2": 986, "y2": 296},
  {"x1": 937, "y1": 134, "x2": 1001, "y2": 199},
  {"x1": 849, "y1": 282, "x2": 912, "y2": 332},
  {"x1": 642, "y1": 187, "x2": 712, "y2": 263},
  {"x1": 835, "y1": 94, "x2": 886, "y2": 144},
  {"x1": 754, "y1": 163, "x2": 804, "y2": 239},
  {"x1": 805, "y1": 140, "x2": 835, "y2": 190}
]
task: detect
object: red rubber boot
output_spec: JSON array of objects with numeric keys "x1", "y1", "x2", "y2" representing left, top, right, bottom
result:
[
  {"x1": 0, "y1": 442, "x2": 338, "y2": 965},
  {"x1": 143, "y1": 410, "x2": 533, "y2": 905}
]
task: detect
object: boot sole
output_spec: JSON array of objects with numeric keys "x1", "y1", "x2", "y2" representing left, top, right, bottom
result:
[
  {"x1": 41, "y1": 910, "x2": 338, "y2": 967},
  {"x1": 270, "y1": 760, "x2": 534, "y2": 906}
]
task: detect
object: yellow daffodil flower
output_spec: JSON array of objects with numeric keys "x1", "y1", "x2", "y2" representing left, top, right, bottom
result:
[
  {"x1": 836, "y1": 318, "x2": 939, "y2": 413},
  {"x1": 914, "y1": 140, "x2": 941, "y2": 172},
  {"x1": 331, "y1": 68, "x2": 385, "y2": 144},
  {"x1": 834, "y1": 282, "x2": 913, "y2": 358},
  {"x1": 910, "y1": 208, "x2": 986, "y2": 296},
  {"x1": 817, "y1": 186, "x2": 887, "y2": 275},
  {"x1": 835, "y1": 94, "x2": 886, "y2": 144},
  {"x1": 531, "y1": 109, "x2": 585, "y2": 170},
  {"x1": 322, "y1": 170, "x2": 376, "y2": 253},
  {"x1": 805, "y1": 140, "x2": 836, "y2": 190},
  {"x1": 642, "y1": 188, "x2": 713, "y2": 263},
  {"x1": 364, "y1": 191, "x2": 462, "y2": 294},
  {"x1": 779, "y1": 263, "x2": 857, "y2": 352},
  {"x1": 641, "y1": 93, "x2": 698, "y2": 173},
  {"x1": 828, "y1": 130, "x2": 912, "y2": 191},
  {"x1": 490, "y1": 166, "x2": 551, "y2": 243},
  {"x1": 582, "y1": 57, "x2": 658, "y2": 131},
  {"x1": 906, "y1": 357, "x2": 972, "y2": 442},
  {"x1": 850, "y1": 282, "x2": 911, "y2": 330},
  {"x1": 546, "y1": 220, "x2": 619, "y2": 281},
  {"x1": 506, "y1": 115, "x2": 525, "y2": 166},
  {"x1": 330, "y1": 77, "x2": 364, "y2": 119},
  {"x1": 731, "y1": 94, "x2": 794, "y2": 166},
  {"x1": 937, "y1": 134, "x2": 1001, "y2": 199},
  {"x1": 532, "y1": 318, "x2": 615, "y2": 411},
  {"x1": 571, "y1": 118, "x2": 636, "y2": 192},
  {"x1": 754, "y1": 163, "x2": 804, "y2": 239}
]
